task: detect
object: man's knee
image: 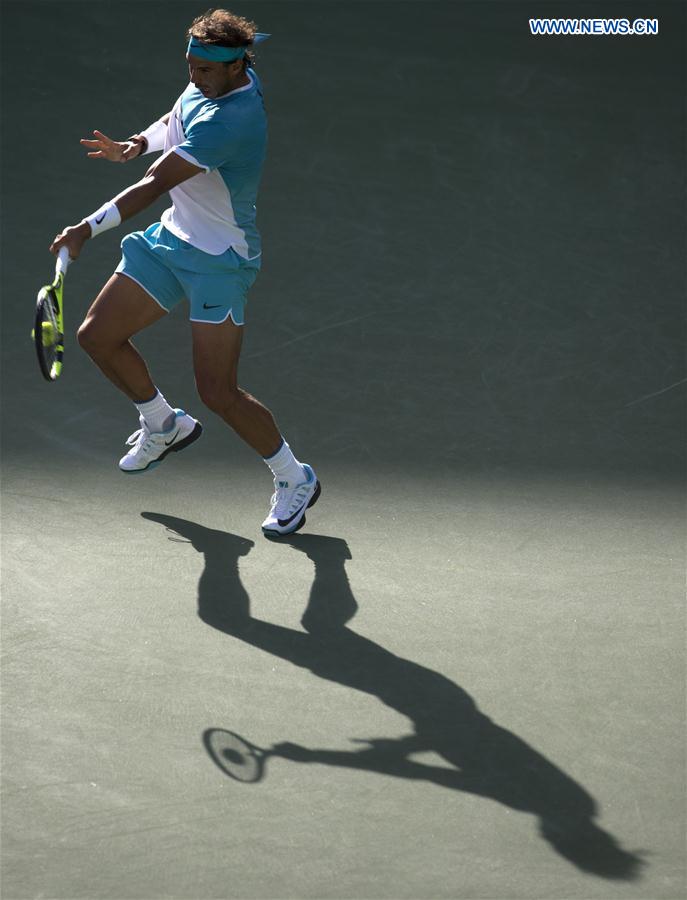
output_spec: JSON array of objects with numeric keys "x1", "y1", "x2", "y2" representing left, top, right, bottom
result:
[
  {"x1": 197, "y1": 380, "x2": 242, "y2": 417},
  {"x1": 77, "y1": 313, "x2": 128, "y2": 359},
  {"x1": 76, "y1": 315, "x2": 103, "y2": 357}
]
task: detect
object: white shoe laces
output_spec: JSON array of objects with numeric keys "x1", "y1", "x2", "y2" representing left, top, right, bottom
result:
[
  {"x1": 269, "y1": 481, "x2": 310, "y2": 518},
  {"x1": 125, "y1": 425, "x2": 158, "y2": 455}
]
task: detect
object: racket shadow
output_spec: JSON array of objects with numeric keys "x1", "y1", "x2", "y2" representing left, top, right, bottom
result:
[
  {"x1": 141, "y1": 513, "x2": 645, "y2": 881},
  {"x1": 202, "y1": 727, "x2": 270, "y2": 784}
]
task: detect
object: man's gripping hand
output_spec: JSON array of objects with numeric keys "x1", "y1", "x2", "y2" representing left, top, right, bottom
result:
[
  {"x1": 80, "y1": 129, "x2": 144, "y2": 163},
  {"x1": 49, "y1": 223, "x2": 90, "y2": 261}
]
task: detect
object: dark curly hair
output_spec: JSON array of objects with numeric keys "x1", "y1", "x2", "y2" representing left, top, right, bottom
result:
[{"x1": 187, "y1": 8, "x2": 258, "y2": 69}]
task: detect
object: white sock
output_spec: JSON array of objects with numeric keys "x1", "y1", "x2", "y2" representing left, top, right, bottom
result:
[
  {"x1": 264, "y1": 438, "x2": 305, "y2": 486},
  {"x1": 135, "y1": 389, "x2": 176, "y2": 433}
]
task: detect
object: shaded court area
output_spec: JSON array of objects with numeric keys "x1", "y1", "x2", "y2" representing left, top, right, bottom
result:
[{"x1": 1, "y1": 2, "x2": 685, "y2": 898}]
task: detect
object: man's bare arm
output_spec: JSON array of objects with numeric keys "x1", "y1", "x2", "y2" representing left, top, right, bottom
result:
[
  {"x1": 113, "y1": 150, "x2": 202, "y2": 218},
  {"x1": 49, "y1": 150, "x2": 204, "y2": 259}
]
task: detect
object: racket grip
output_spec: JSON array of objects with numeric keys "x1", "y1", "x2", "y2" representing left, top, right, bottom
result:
[{"x1": 56, "y1": 246, "x2": 71, "y2": 276}]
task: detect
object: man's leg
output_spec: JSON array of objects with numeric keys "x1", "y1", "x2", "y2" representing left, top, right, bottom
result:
[
  {"x1": 191, "y1": 317, "x2": 320, "y2": 534},
  {"x1": 79, "y1": 273, "x2": 202, "y2": 471},
  {"x1": 190, "y1": 316, "x2": 281, "y2": 456},
  {"x1": 77, "y1": 272, "x2": 166, "y2": 401}
]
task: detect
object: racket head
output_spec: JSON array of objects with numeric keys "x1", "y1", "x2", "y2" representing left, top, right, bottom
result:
[
  {"x1": 203, "y1": 728, "x2": 267, "y2": 783},
  {"x1": 34, "y1": 283, "x2": 63, "y2": 381}
]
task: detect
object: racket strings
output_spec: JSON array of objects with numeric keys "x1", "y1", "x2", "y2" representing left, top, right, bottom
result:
[
  {"x1": 34, "y1": 267, "x2": 66, "y2": 382},
  {"x1": 37, "y1": 292, "x2": 60, "y2": 367}
]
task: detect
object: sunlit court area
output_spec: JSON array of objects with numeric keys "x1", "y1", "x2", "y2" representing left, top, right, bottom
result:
[{"x1": 1, "y1": 2, "x2": 685, "y2": 899}]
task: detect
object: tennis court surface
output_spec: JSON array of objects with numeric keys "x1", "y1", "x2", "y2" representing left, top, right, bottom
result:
[{"x1": 2, "y1": 2, "x2": 685, "y2": 898}]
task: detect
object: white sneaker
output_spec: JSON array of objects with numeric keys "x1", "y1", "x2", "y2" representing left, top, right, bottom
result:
[
  {"x1": 261, "y1": 464, "x2": 321, "y2": 536},
  {"x1": 119, "y1": 409, "x2": 203, "y2": 473}
]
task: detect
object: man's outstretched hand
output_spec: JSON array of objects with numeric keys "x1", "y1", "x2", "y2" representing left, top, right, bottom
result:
[{"x1": 80, "y1": 129, "x2": 143, "y2": 163}]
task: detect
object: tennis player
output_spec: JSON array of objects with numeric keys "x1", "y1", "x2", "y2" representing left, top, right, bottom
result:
[{"x1": 49, "y1": 9, "x2": 320, "y2": 537}]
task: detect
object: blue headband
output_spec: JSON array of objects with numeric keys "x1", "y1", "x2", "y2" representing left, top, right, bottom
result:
[{"x1": 187, "y1": 33, "x2": 270, "y2": 62}]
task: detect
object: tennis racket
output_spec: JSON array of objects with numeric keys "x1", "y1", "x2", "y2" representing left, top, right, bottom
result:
[
  {"x1": 33, "y1": 247, "x2": 70, "y2": 381},
  {"x1": 203, "y1": 728, "x2": 276, "y2": 783}
]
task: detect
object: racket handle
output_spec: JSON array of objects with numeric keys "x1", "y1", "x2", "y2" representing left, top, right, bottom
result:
[{"x1": 56, "y1": 246, "x2": 71, "y2": 276}]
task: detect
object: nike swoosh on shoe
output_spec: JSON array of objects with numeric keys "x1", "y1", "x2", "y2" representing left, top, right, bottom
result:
[
  {"x1": 164, "y1": 430, "x2": 180, "y2": 446},
  {"x1": 276, "y1": 472, "x2": 319, "y2": 527},
  {"x1": 277, "y1": 501, "x2": 309, "y2": 528}
]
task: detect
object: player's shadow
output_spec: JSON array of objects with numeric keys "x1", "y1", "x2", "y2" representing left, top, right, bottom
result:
[{"x1": 141, "y1": 512, "x2": 644, "y2": 881}]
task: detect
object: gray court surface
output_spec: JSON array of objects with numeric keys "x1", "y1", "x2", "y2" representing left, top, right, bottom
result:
[{"x1": 1, "y1": 2, "x2": 685, "y2": 898}]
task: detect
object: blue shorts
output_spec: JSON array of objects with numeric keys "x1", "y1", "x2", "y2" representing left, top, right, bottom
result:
[{"x1": 115, "y1": 222, "x2": 260, "y2": 325}]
